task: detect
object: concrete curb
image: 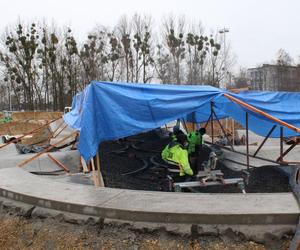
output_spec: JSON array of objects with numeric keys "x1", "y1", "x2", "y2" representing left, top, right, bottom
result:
[{"x1": 0, "y1": 167, "x2": 299, "y2": 226}]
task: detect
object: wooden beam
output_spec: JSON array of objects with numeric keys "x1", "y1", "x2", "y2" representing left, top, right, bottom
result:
[
  {"x1": 18, "y1": 131, "x2": 78, "y2": 168},
  {"x1": 91, "y1": 157, "x2": 100, "y2": 187},
  {"x1": 80, "y1": 156, "x2": 89, "y2": 173},
  {"x1": 96, "y1": 152, "x2": 105, "y2": 187},
  {"x1": 51, "y1": 120, "x2": 65, "y2": 136},
  {"x1": 47, "y1": 153, "x2": 70, "y2": 173},
  {"x1": 210, "y1": 102, "x2": 214, "y2": 143},
  {"x1": 223, "y1": 93, "x2": 300, "y2": 133},
  {"x1": 53, "y1": 124, "x2": 68, "y2": 138}
]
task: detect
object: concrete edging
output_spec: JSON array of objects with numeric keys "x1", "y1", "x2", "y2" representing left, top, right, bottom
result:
[{"x1": 0, "y1": 167, "x2": 299, "y2": 225}]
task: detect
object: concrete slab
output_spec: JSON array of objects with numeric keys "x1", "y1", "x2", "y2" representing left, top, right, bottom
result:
[
  {"x1": 0, "y1": 167, "x2": 299, "y2": 225},
  {"x1": 235, "y1": 130, "x2": 300, "y2": 162},
  {"x1": 222, "y1": 145, "x2": 300, "y2": 170},
  {"x1": 0, "y1": 146, "x2": 80, "y2": 173}
]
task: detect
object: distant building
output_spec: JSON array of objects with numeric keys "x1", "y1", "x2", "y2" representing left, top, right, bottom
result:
[{"x1": 247, "y1": 64, "x2": 300, "y2": 91}]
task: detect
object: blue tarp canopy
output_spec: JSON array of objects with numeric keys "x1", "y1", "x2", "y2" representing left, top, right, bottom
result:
[{"x1": 64, "y1": 81, "x2": 300, "y2": 161}]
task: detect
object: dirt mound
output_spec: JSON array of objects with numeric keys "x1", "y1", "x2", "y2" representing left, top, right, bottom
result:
[{"x1": 12, "y1": 111, "x2": 62, "y2": 121}]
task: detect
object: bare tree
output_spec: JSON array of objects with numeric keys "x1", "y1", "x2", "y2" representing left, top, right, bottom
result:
[
  {"x1": 116, "y1": 15, "x2": 132, "y2": 82},
  {"x1": 276, "y1": 48, "x2": 293, "y2": 66},
  {"x1": 162, "y1": 15, "x2": 186, "y2": 84},
  {"x1": 0, "y1": 22, "x2": 40, "y2": 110},
  {"x1": 233, "y1": 67, "x2": 249, "y2": 89},
  {"x1": 275, "y1": 49, "x2": 293, "y2": 91}
]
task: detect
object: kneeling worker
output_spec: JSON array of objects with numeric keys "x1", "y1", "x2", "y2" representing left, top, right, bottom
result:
[
  {"x1": 161, "y1": 133, "x2": 194, "y2": 177},
  {"x1": 187, "y1": 127, "x2": 206, "y2": 173},
  {"x1": 187, "y1": 127, "x2": 206, "y2": 155}
]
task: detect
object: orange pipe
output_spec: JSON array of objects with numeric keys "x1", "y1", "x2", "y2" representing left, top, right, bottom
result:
[{"x1": 223, "y1": 93, "x2": 300, "y2": 134}]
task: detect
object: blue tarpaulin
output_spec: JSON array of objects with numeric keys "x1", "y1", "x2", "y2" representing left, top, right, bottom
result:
[{"x1": 64, "y1": 81, "x2": 300, "y2": 161}]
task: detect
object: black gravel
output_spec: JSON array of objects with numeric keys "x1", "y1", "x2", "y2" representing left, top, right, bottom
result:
[{"x1": 99, "y1": 130, "x2": 291, "y2": 193}]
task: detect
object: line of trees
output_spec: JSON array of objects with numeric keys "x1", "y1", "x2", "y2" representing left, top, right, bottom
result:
[{"x1": 0, "y1": 14, "x2": 234, "y2": 111}]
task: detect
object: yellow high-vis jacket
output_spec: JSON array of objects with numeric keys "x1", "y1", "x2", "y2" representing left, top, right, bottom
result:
[{"x1": 161, "y1": 141, "x2": 193, "y2": 176}]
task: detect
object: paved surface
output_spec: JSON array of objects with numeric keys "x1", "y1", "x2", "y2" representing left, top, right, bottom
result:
[
  {"x1": 0, "y1": 167, "x2": 299, "y2": 225},
  {"x1": 216, "y1": 129, "x2": 300, "y2": 170},
  {"x1": 0, "y1": 125, "x2": 80, "y2": 173},
  {"x1": 0, "y1": 123, "x2": 299, "y2": 226},
  {"x1": 0, "y1": 144, "x2": 80, "y2": 173}
]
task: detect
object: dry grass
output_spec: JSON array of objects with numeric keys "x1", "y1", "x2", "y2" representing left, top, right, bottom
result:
[{"x1": 0, "y1": 215, "x2": 291, "y2": 250}]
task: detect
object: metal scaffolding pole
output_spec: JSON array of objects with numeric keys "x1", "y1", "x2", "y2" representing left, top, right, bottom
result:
[{"x1": 246, "y1": 112, "x2": 250, "y2": 171}]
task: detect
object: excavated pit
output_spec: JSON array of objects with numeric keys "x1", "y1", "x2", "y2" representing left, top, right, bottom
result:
[{"x1": 99, "y1": 130, "x2": 291, "y2": 193}]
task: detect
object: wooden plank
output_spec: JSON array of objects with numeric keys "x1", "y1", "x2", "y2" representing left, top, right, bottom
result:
[
  {"x1": 80, "y1": 156, "x2": 89, "y2": 173},
  {"x1": 96, "y1": 152, "x2": 105, "y2": 187},
  {"x1": 91, "y1": 158, "x2": 100, "y2": 187},
  {"x1": 53, "y1": 124, "x2": 68, "y2": 138},
  {"x1": 18, "y1": 131, "x2": 78, "y2": 167},
  {"x1": 51, "y1": 120, "x2": 65, "y2": 136},
  {"x1": 47, "y1": 154, "x2": 70, "y2": 173}
]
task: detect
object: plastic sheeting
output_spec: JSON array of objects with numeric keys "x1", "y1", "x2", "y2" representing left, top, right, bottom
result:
[
  {"x1": 64, "y1": 81, "x2": 223, "y2": 161},
  {"x1": 189, "y1": 91, "x2": 300, "y2": 138},
  {"x1": 64, "y1": 81, "x2": 300, "y2": 161}
]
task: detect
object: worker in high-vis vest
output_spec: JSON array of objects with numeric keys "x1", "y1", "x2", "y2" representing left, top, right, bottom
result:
[
  {"x1": 161, "y1": 133, "x2": 194, "y2": 177},
  {"x1": 187, "y1": 127, "x2": 206, "y2": 155}
]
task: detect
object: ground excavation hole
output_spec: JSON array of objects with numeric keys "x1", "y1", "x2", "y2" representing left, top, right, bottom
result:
[{"x1": 99, "y1": 131, "x2": 291, "y2": 194}]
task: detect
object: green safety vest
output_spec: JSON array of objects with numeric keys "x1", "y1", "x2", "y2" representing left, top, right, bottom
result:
[
  {"x1": 187, "y1": 131, "x2": 203, "y2": 154},
  {"x1": 161, "y1": 141, "x2": 193, "y2": 176}
]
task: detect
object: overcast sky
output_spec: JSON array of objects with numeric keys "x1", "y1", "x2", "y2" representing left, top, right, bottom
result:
[{"x1": 1, "y1": 0, "x2": 300, "y2": 70}]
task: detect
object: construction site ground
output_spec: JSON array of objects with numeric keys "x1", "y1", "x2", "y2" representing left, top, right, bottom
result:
[
  {"x1": 100, "y1": 130, "x2": 291, "y2": 193},
  {"x1": 0, "y1": 212, "x2": 292, "y2": 250},
  {"x1": 0, "y1": 115, "x2": 298, "y2": 249}
]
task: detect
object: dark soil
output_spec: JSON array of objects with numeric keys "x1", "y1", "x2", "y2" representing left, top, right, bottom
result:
[{"x1": 99, "y1": 130, "x2": 291, "y2": 193}]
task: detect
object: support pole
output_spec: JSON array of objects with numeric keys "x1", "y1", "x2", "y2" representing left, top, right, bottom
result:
[
  {"x1": 204, "y1": 113, "x2": 212, "y2": 129},
  {"x1": 212, "y1": 110, "x2": 234, "y2": 151},
  {"x1": 232, "y1": 119, "x2": 235, "y2": 146},
  {"x1": 279, "y1": 127, "x2": 284, "y2": 162},
  {"x1": 80, "y1": 156, "x2": 89, "y2": 173},
  {"x1": 210, "y1": 102, "x2": 214, "y2": 143},
  {"x1": 253, "y1": 125, "x2": 277, "y2": 157},
  {"x1": 96, "y1": 151, "x2": 105, "y2": 187},
  {"x1": 246, "y1": 112, "x2": 250, "y2": 171},
  {"x1": 192, "y1": 112, "x2": 196, "y2": 131},
  {"x1": 276, "y1": 139, "x2": 298, "y2": 162},
  {"x1": 91, "y1": 157, "x2": 100, "y2": 187},
  {"x1": 18, "y1": 131, "x2": 78, "y2": 167}
]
